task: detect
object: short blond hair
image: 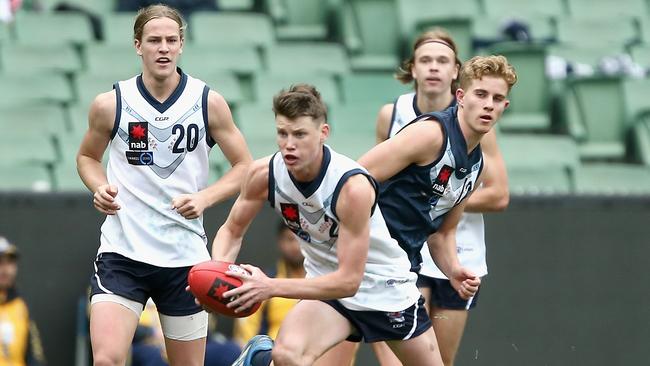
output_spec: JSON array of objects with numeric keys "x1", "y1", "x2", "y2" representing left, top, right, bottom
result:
[{"x1": 458, "y1": 55, "x2": 517, "y2": 92}]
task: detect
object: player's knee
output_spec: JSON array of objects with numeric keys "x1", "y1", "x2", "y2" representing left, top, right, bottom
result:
[{"x1": 272, "y1": 340, "x2": 311, "y2": 366}]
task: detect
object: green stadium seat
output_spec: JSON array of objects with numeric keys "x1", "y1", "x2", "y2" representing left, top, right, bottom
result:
[
  {"x1": 326, "y1": 134, "x2": 375, "y2": 160},
  {"x1": 574, "y1": 163, "x2": 650, "y2": 195},
  {"x1": 327, "y1": 103, "x2": 380, "y2": 137},
  {"x1": 340, "y1": 73, "x2": 411, "y2": 105},
  {"x1": 266, "y1": 0, "x2": 331, "y2": 41},
  {"x1": 190, "y1": 12, "x2": 275, "y2": 49},
  {"x1": 67, "y1": 104, "x2": 91, "y2": 133},
  {"x1": 84, "y1": 44, "x2": 141, "y2": 76},
  {"x1": 0, "y1": 73, "x2": 73, "y2": 108},
  {"x1": 218, "y1": 0, "x2": 256, "y2": 11},
  {"x1": 0, "y1": 105, "x2": 68, "y2": 139},
  {"x1": 55, "y1": 129, "x2": 85, "y2": 163},
  {"x1": 180, "y1": 45, "x2": 262, "y2": 76},
  {"x1": 483, "y1": 0, "x2": 565, "y2": 18},
  {"x1": 234, "y1": 104, "x2": 277, "y2": 138},
  {"x1": 489, "y1": 42, "x2": 551, "y2": 132},
  {"x1": 253, "y1": 73, "x2": 341, "y2": 106},
  {"x1": 266, "y1": 43, "x2": 350, "y2": 75},
  {"x1": 0, "y1": 22, "x2": 10, "y2": 46},
  {"x1": 52, "y1": 161, "x2": 85, "y2": 192},
  {"x1": 0, "y1": 163, "x2": 52, "y2": 192},
  {"x1": 33, "y1": 0, "x2": 116, "y2": 13},
  {"x1": 555, "y1": 17, "x2": 639, "y2": 48},
  {"x1": 473, "y1": 16, "x2": 556, "y2": 45},
  {"x1": 0, "y1": 131, "x2": 58, "y2": 166},
  {"x1": 397, "y1": 0, "x2": 477, "y2": 62},
  {"x1": 623, "y1": 78, "x2": 650, "y2": 125},
  {"x1": 563, "y1": 76, "x2": 629, "y2": 161},
  {"x1": 1, "y1": 44, "x2": 82, "y2": 75},
  {"x1": 630, "y1": 45, "x2": 650, "y2": 69},
  {"x1": 232, "y1": 104, "x2": 287, "y2": 158},
  {"x1": 74, "y1": 73, "x2": 121, "y2": 108},
  {"x1": 631, "y1": 112, "x2": 650, "y2": 166},
  {"x1": 53, "y1": 131, "x2": 107, "y2": 192},
  {"x1": 13, "y1": 12, "x2": 94, "y2": 46},
  {"x1": 507, "y1": 166, "x2": 573, "y2": 195},
  {"x1": 639, "y1": 17, "x2": 650, "y2": 44},
  {"x1": 566, "y1": 0, "x2": 648, "y2": 19},
  {"x1": 195, "y1": 72, "x2": 246, "y2": 106},
  {"x1": 500, "y1": 134, "x2": 580, "y2": 171},
  {"x1": 547, "y1": 45, "x2": 626, "y2": 70},
  {"x1": 101, "y1": 13, "x2": 137, "y2": 46},
  {"x1": 339, "y1": 0, "x2": 401, "y2": 71}
]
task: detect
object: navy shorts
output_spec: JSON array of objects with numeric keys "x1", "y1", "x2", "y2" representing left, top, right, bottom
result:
[
  {"x1": 416, "y1": 274, "x2": 480, "y2": 310},
  {"x1": 89, "y1": 252, "x2": 201, "y2": 316},
  {"x1": 322, "y1": 296, "x2": 432, "y2": 343}
]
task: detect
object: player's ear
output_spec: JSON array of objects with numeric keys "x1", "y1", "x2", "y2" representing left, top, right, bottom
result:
[
  {"x1": 456, "y1": 88, "x2": 465, "y2": 107},
  {"x1": 134, "y1": 39, "x2": 142, "y2": 56},
  {"x1": 321, "y1": 123, "x2": 330, "y2": 143}
]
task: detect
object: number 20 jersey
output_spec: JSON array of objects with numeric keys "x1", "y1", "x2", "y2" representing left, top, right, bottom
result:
[
  {"x1": 269, "y1": 146, "x2": 420, "y2": 312},
  {"x1": 99, "y1": 70, "x2": 213, "y2": 267}
]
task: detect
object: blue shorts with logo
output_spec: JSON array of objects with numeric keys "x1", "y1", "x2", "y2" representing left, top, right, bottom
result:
[
  {"x1": 416, "y1": 274, "x2": 480, "y2": 310},
  {"x1": 89, "y1": 252, "x2": 202, "y2": 316},
  {"x1": 322, "y1": 296, "x2": 431, "y2": 343}
]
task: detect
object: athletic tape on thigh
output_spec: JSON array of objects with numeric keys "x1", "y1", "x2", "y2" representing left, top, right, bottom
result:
[
  {"x1": 91, "y1": 293, "x2": 144, "y2": 317},
  {"x1": 159, "y1": 311, "x2": 208, "y2": 341}
]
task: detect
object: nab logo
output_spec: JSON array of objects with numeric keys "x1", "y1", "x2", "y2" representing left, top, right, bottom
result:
[
  {"x1": 432, "y1": 164, "x2": 454, "y2": 196},
  {"x1": 155, "y1": 116, "x2": 169, "y2": 121},
  {"x1": 129, "y1": 122, "x2": 148, "y2": 150}
]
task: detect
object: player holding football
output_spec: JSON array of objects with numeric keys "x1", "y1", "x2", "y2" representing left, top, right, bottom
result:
[{"x1": 206, "y1": 84, "x2": 479, "y2": 366}]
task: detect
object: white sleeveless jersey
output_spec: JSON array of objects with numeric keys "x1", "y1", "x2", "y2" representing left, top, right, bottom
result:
[
  {"x1": 387, "y1": 92, "x2": 418, "y2": 138},
  {"x1": 99, "y1": 70, "x2": 213, "y2": 267},
  {"x1": 390, "y1": 93, "x2": 487, "y2": 278},
  {"x1": 269, "y1": 146, "x2": 420, "y2": 311}
]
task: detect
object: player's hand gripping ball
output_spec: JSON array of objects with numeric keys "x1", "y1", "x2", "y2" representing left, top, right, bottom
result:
[{"x1": 188, "y1": 260, "x2": 261, "y2": 317}]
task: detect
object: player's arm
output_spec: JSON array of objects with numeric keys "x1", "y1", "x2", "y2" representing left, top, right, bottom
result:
[
  {"x1": 464, "y1": 129, "x2": 509, "y2": 212},
  {"x1": 359, "y1": 118, "x2": 444, "y2": 182},
  {"x1": 375, "y1": 103, "x2": 394, "y2": 144},
  {"x1": 77, "y1": 91, "x2": 120, "y2": 215},
  {"x1": 427, "y1": 190, "x2": 482, "y2": 300},
  {"x1": 211, "y1": 157, "x2": 270, "y2": 262},
  {"x1": 172, "y1": 91, "x2": 253, "y2": 219},
  {"x1": 224, "y1": 175, "x2": 374, "y2": 313}
]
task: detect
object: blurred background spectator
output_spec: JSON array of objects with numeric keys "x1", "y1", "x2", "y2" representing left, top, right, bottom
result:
[{"x1": 0, "y1": 236, "x2": 46, "y2": 366}]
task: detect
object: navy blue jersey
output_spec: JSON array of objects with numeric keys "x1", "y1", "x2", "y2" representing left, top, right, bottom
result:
[{"x1": 378, "y1": 105, "x2": 484, "y2": 272}]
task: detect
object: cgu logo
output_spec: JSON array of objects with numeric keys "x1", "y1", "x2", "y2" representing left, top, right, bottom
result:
[{"x1": 155, "y1": 116, "x2": 169, "y2": 121}]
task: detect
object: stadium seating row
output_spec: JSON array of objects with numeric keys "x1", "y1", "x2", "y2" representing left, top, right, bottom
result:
[
  {"x1": 3, "y1": 129, "x2": 650, "y2": 196},
  {"x1": 1, "y1": 0, "x2": 650, "y2": 194}
]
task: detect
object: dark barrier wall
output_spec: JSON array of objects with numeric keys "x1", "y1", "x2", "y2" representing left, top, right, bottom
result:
[{"x1": 0, "y1": 193, "x2": 649, "y2": 366}]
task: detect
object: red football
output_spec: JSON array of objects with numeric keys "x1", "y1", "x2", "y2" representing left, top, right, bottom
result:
[{"x1": 188, "y1": 260, "x2": 261, "y2": 318}]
